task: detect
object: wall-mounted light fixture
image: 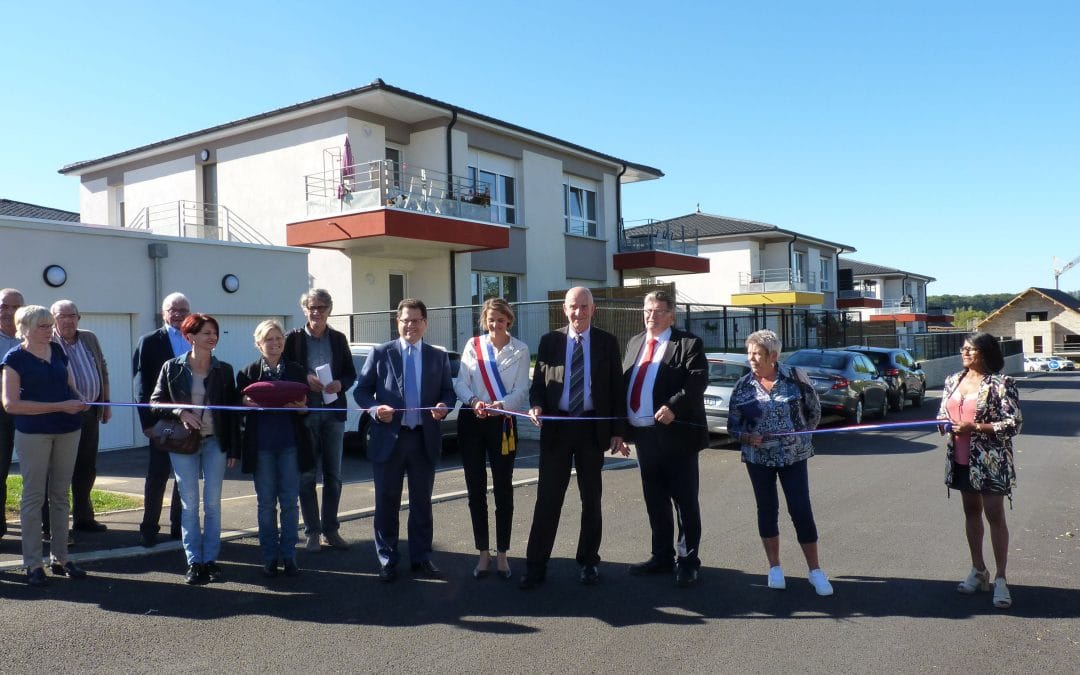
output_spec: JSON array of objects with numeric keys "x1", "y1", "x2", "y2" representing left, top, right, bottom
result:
[
  {"x1": 43, "y1": 264, "x2": 67, "y2": 288},
  {"x1": 221, "y1": 274, "x2": 240, "y2": 293}
]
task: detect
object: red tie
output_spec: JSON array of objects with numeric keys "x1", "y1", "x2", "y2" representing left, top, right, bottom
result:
[{"x1": 630, "y1": 338, "x2": 657, "y2": 412}]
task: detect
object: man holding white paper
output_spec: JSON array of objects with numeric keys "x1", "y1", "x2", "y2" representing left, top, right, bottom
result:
[{"x1": 284, "y1": 289, "x2": 356, "y2": 552}]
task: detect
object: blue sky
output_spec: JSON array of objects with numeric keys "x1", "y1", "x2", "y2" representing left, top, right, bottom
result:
[{"x1": 2, "y1": 1, "x2": 1076, "y2": 296}]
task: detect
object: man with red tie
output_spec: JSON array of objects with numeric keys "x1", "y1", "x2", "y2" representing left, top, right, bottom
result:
[{"x1": 621, "y1": 290, "x2": 708, "y2": 587}]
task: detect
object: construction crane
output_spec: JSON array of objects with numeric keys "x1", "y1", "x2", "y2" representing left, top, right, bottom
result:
[{"x1": 1053, "y1": 255, "x2": 1080, "y2": 289}]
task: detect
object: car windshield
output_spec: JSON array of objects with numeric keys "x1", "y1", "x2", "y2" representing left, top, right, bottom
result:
[
  {"x1": 787, "y1": 352, "x2": 849, "y2": 370},
  {"x1": 861, "y1": 352, "x2": 888, "y2": 368},
  {"x1": 709, "y1": 361, "x2": 749, "y2": 385}
]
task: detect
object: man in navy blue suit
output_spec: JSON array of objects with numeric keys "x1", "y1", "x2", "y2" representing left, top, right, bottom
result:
[{"x1": 354, "y1": 298, "x2": 455, "y2": 582}]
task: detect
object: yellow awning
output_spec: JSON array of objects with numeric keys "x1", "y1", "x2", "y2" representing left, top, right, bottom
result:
[{"x1": 729, "y1": 291, "x2": 825, "y2": 307}]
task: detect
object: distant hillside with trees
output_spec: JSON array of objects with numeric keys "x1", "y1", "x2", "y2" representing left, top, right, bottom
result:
[{"x1": 928, "y1": 291, "x2": 1080, "y2": 330}]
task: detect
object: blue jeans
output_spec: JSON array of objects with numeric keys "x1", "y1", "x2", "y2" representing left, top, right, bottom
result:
[
  {"x1": 744, "y1": 459, "x2": 818, "y2": 543},
  {"x1": 298, "y1": 412, "x2": 344, "y2": 536},
  {"x1": 171, "y1": 436, "x2": 227, "y2": 565},
  {"x1": 254, "y1": 446, "x2": 300, "y2": 563}
]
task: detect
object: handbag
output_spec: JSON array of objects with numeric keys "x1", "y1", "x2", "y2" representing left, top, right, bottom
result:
[{"x1": 149, "y1": 419, "x2": 202, "y2": 454}]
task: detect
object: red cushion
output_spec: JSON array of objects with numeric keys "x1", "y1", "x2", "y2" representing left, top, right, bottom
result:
[{"x1": 243, "y1": 380, "x2": 309, "y2": 408}]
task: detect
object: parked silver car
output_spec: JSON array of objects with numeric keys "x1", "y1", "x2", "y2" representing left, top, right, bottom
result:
[
  {"x1": 704, "y1": 352, "x2": 750, "y2": 435},
  {"x1": 343, "y1": 342, "x2": 461, "y2": 456}
]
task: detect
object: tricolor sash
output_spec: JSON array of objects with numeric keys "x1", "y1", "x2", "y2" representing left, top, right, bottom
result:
[{"x1": 473, "y1": 335, "x2": 516, "y2": 455}]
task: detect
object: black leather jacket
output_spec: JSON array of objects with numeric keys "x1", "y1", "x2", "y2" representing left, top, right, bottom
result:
[{"x1": 150, "y1": 353, "x2": 240, "y2": 458}]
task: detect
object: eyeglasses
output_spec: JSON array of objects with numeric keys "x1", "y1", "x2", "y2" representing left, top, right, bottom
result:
[
  {"x1": 643, "y1": 309, "x2": 671, "y2": 315},
  {"x1": 55, "y1": 313, "x2": 79, "y2": 320},
  {"x1": 166, "y1": 307, "x2": 190, "y2": 315},
  {"x1": 961, "y1": 346, "x2": 979, "y2": 354},
  {"x1": 306, "y1": 305, "x2": 330, "y2": 314},
  {"x1": 398, "y1": 318, "x2": 424, "y2": 325}
]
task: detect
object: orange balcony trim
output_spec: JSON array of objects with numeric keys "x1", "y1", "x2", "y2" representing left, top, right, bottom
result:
[{"x1": 286, "y1": 209, "x2": 508, "y2": 251}]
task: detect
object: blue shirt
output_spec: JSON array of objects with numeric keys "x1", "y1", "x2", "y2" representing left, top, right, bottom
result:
[
  {"x1": 1, "y1": 344, "x2": 82, "y2": 434},
  {"x1": 166, "y1": 325, "x2": 188, "y2": 358}
]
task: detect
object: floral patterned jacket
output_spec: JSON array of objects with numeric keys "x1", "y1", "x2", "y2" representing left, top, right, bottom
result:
[
  {"x1": 936, "y1": 370, "x2": 1022, "y2": 494},
  {"x1": 728, "y1": 364, "x2": 821, "y2": 467}
]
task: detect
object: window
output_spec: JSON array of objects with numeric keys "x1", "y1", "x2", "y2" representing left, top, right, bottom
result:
[
  {"x1": 1033, "y1": 336, "x2": 1043, "y2": 352},
  {"x1": 471, "y1": 272, "x2": 519, "y2": 304},
  {"x1": 1026, "y1": 311, "x2": 1048, "y2": 321},
  {"x1": 563, "y1": 179, "x2": 597, "y2": 237},
  {"x1": 791, "y1": 251, "x2": 806, "y2": 284},
  {"x1": 819, "y1": 258, "x2": 831, "y2": 291},
  {"x1": 467, "y1": 166, "x2": 515, "y2": 224}
]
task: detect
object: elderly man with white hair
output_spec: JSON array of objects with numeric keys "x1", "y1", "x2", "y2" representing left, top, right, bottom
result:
[{"x1": 44, "y1": 300, "x2": 111, "y2": 533}]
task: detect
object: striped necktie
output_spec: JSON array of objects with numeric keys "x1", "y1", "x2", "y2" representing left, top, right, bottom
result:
[
  {"x1": 404, "y1": 344, "x2": 420, "y2": 428},
  {"x1": 569, "y1": 335, "x2": 585, "y2": 416}
]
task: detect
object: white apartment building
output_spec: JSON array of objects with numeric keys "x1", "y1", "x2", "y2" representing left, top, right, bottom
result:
[
  {"x1": 60, "y1": 79, "x2": 663, "y2": 323},
  {"x1": 837, "y1": 259, "x2": 947, "y2": 333}
]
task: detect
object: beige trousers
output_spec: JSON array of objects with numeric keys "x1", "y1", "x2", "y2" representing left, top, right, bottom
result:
[{"x1": 17, "y1": 430, "x2": 80, "y2": 569}]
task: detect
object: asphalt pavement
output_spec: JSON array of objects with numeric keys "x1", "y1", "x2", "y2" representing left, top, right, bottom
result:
[{"x1": 1, "y1": 373, "x2": 1078, "y2": 673}]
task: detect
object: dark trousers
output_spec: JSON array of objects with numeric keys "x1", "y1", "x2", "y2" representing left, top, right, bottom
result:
[
  {"x1": 0, "y1": 409, "x2": 14, "y2": 537},
  {"x1": 372, "y1": 427, "x2": 435, "y2": 567},
  {"x1": 745, "y1": 459, "x2": 818, "y2": 543},
  {"x1": 141, "y1": 446, "x2": 182, "y2": 537},
  {"x1": 525, "y1": 418, "x2": 604, "y2": 576},
  {"x1": 459, "y1": 411, "x2": 517, "y2": 552},
  {"x1": 42, "y1": 410, "x2": 101, "y2": 528},
  {"x1": 634, "y1": 426, "x2": 702, "y2": 568}
]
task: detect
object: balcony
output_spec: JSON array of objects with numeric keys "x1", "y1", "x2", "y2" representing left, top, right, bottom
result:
[
  {"x1": 867, "y1": 298, "x2": 928, "y2": 322},
  {"x1": 127, "y1": 201, "x2": 272, "y2": 245},
  {"x1": 836, "y1": 289, "x2": 883, "y2": 309},
  {"x1": 730, "y1": 268, "x2": 825, "y2": 306},
  {"x1": 926, "y1": 307, "x2": 955, "y2": 324},
  {"x1": 287, "y1": 159, "x2": 509, "y2": 256},
  {"x1": 613, "y1": 220, "x2": 710, "y2": 277}
]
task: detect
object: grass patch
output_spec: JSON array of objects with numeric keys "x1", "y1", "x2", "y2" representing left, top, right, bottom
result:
[{"x1": 5, "y1": 475, "x2": 141, "y2": 518}]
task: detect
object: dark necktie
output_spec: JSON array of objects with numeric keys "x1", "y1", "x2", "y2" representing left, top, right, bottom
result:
[
  {"x1": 629, "y1": 338, "x2": 658, "y2": 412},
  {"x1": 569, "y1": 335, "x2": 585, "y2": 416}
]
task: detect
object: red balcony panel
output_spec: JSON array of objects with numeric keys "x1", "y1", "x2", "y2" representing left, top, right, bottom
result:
[
  {"x1": 613, "y1": 250, "x2": 710, "y2": 277},
  {"x1": 837, "y1": 297, "x2": 883, "y2": 309},
  {"x1": 869, "y1": 313, "x2": 926, "y2": 322},
  {"x1": 286, "y1": 209, "x2": 509, "y2": 253}
]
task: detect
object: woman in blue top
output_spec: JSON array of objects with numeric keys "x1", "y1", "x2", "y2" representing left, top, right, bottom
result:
[
  {"x1": 727, "y1": 329, "x2": 833, "y2": 596},
  {"x1": 1, "y1": 305, "x2": 89, "y2": 586}
]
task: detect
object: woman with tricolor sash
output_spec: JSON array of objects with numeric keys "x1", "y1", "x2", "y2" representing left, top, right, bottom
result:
[{"x1": 453, "y1": 298, "x2": 531, "y2": 579}]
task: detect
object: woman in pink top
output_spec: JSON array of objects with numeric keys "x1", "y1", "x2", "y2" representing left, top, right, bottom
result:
[{"x1": 937, "y1": 332, "x2": 1022, "y2": 609}]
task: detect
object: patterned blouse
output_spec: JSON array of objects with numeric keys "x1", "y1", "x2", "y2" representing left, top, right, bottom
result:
[
  {"x1": 936, "y1": 370, "x2": 1022, "y2": 494},
  {"x1": 728, "y1": 364, "x2": 821, "y2": 467}
]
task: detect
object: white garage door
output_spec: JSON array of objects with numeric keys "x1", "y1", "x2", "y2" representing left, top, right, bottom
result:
[{"x1": 78, "y1": 313, "x2": 136, "y2": 451}]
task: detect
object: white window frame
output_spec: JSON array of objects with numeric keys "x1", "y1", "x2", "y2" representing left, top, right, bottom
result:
[
  {"x1": 819, "y1": 258, "x2": 831, "y2": 291},
  {"x1": 471, "y1": 271, "x2": 520, "y2": 304},
  {"x1": 467, "y1": 165, "x2": 516, "y2": 225},
  {"x1": 563, "y1": 177, "x2": 598, "y2": 238}
]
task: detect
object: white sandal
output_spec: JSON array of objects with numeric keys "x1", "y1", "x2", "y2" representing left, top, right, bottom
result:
[
  {"x1": 993, "y1": 578, "x2": 1012, "y2": 609},
  {"x1": 957, "y1": 567, "x2": 990, "y2": 594}
]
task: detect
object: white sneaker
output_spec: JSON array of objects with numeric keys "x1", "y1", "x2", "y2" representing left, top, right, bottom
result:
[
  {"x1": 808, "y1": 568, "x2": 834, "y2": 596},
  {"x1": 957, "y1": 567, "x2": 991, "y2": 594},
  {"x1": 992, "y1": 578, "x2": 1012, "y2": 609},
  {"x1": 767, "y1": 565, "x2": 786, "y2": 590}
]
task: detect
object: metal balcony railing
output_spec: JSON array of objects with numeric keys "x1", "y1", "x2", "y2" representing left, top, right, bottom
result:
[
  {"x1": 127, "y1": 201, "x2": 272, "y2": 245},
  {"x1": 838, "y1": 289, "x2": 878, "y2": 299},
  {"x1": 868, "y1": 298, "x2": 926, "y2": 315},
  {"x1": 738, "y1": 268, "x2": 818, "y2": 293},
  {"x1": 303, "y1": 159, "x2": 495, "y2": 223},
  {"x1": 618, "y1": 219, "x2": 700, "y2": 256}
]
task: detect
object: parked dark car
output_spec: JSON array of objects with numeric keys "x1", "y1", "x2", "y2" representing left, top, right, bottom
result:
[
  {"x1": 785, "y1": 349, "x2": 890, "y2": 424},
  {"x1": 844, "y1": 346, "x2": 927, "y2": 410},
  {"x1": 343, "y1": 343, "x2": 461, "y2": 457}
]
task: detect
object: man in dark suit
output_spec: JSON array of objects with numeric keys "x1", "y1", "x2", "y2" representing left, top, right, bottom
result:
[
  {"x1": 519, "y1": 287, "x2": 625, "y2": 590},
  {"x1": 132, "y1": 292, "x2": 188, "y2": 547},
  {"x1": 621, "y1": 290, "x2": 708, "y2": 587},
  {"x1": 353, "y1": 298, "x2": 455, "y2": 582}
]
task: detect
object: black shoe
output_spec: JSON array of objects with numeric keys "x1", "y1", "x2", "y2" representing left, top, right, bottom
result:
[
  {"x1": 518, "y1": 573, "x2": 545, "y2": 590},
  {"x1": 27, "y1": 567, "x2": 48, "y2": 587},
  {"x1": 50, "y1": 561, "x2": 88, "y2": 579},
  {"x1": 73, "y1": 521, "x2": 108, "y2": 533},
  {"x1": 262, "y1": 561, "x2": 279, "y2": 578},
  {"x1": 579, "y1": 564, "x2": 600, "y2": 585},
  {"x1": 282, "y1": 559, "x2": 301, "y2": 578},
  {"x1": 185, "y1": 563, "x2": 205, "y2": 585},
  {"x1": 170, "y1": 529, "x2": 182, "y2": 541},
  {"x1": 204, "y1": 561, "x2": 224, "y2": 583},
  {"x1": 140, "y1": 532, "x2": 158, "y2": 548},
  {"x1": 378, "y1": 564, "x2": 398, "y2": 583},
  {"x1": 411, "y1": 560, "x2": 444, "y2": 579},
  {"x1": 629, "y1": 557, "x2": 675, "y2": 576},
  {"x1": 675, "y1": 565, "x2": 699, "y2": 588}
]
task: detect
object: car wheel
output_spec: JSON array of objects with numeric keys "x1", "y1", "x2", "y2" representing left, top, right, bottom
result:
[
  {"x1": 896, "y1": 388, "x2": 907, "y2": 412},
  {"x1": 344, "y1": 416, "x2": 371, "y2": 459},
  {"x1": 850, "y1": 398, "x2": 864, "y2": 425},
  {"x1": 910, "y1": 386, "x2": 923, "y2": 407}
]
